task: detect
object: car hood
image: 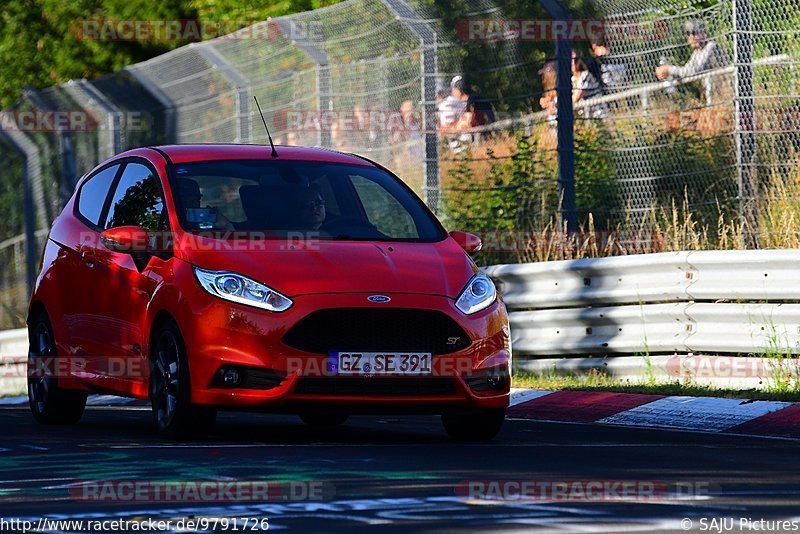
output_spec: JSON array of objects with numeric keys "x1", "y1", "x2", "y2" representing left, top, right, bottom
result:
[{"x1": 179, "y1": 236, "x2": 478, "y2": 298}]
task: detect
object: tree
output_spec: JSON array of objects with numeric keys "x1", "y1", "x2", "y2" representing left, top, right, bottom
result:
[{"x1": 0, "y1": 0, "x2": 341, "y2": 109}]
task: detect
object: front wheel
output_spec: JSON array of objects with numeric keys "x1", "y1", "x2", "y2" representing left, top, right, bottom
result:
[
  {"x1": 27, "y1": 312, "x2": 87, "y2": 424},
  {"x1": 149, "y1": 320, "x2": 216, "y2": 439},
  {"x1": 442, "y1": 409, "x2": 505, "y2": 441}
]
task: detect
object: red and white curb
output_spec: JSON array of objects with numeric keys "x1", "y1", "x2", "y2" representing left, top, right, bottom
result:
[
  {"x1": 4, "y1": 389, "x2": 800, "y2": 439},
  {"x1": 509, "y1": 388, "x2": 800, "y2": 439}
]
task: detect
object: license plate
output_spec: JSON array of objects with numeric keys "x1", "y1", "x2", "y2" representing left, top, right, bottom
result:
[{"x1": 330, "y1": 352, "x2": 432, "y2": 376}]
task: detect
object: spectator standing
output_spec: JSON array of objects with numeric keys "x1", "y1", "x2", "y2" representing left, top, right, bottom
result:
[
  {"x1": 450, "y1": 75, "x2": 495, "y2": 132},
  {"x1": 436, "y1": 82, "x2": 465, "y2": 131},
  {"x1": 538, "y1": 61, "x2": 558, "y2": 133},
  {"x1": 572, "y1": 52, "x2": 606, "y2": 118},
  {"x1": 655, "y1": 20, "x2": 729, "y2": 86},
  {"x1": 590, "y1": 36, "x2": 627, "y2": 89}
]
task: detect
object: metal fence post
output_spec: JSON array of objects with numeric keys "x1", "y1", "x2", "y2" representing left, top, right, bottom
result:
[
  {"x1": 316, "y1": 65, "x2": 332, "y2": 148},
  {"x1": 125, "y1": 65, "x2": 177, "y2": 144},
  {"x1": 64, "y1": 79, "x2": 123, "y2": 161},
  {"x1": 0, "y1": 130, "x2": 41, "y2": 295},
  {"x1": 24, "y1": 88, "x2": 77, "y2": 207},
  {"x1": 197, "y1": 44, "x2": 252, "y2": 144},
  {"x1": 539, "y1": 0, "x2": 576, "y2": 232},
  {"x1": 380, "y1": 0, "x2": 440, "y2": 213},
  {"x1": 278, "y1": 19, "x2": 331, "y2": 148},
  {"x1": 733, "y1": 0, "x2": 758, "y2": 247}
]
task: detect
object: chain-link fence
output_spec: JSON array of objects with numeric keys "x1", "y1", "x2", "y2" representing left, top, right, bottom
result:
[
  {"x1": 0, "y1": 0, "x2": 798, "y2": 327},
  {"x1": 438, "y1": 0, "x2": 800, "y2": 263}
]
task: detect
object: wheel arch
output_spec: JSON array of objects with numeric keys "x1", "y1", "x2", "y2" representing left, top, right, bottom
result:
[
  {"x1": 148, "y1": 310, "x2": 178, "y2": 358},
  {"x1": 27, "y1": 300, "x2": 47, "y2": 327}
]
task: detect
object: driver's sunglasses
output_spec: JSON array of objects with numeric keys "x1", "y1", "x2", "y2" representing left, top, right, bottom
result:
[
  {"x1": 685, "y1": 30, "x2": 698, "y2": 36},
  {"x1": 302, "y1": 199, "x2": 326, "y2": 209}
]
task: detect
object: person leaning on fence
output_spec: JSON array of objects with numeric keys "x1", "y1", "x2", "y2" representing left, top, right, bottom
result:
[
  {"x1": 590, "y1": 35, "x2": 627, "y2": 89},
  {"x1": 536, "y1": 61, "x2": 559, "y2": 149},
  {"x1": 538, "y1": 61, "x2": 558, "y2": 126},
  {"x1": 450, "y1": 75, "x2": 495, "y2": 132},
  {"x1": 392, "y1": 100, "x2": 422, "y2": 147},
  {"x1": 436, "y1": 82, "x2": 465, "y2": 132},
  {"x1": 572, "y1": 52, "x2": 606, "y2": 119},
  {"x1": 655, "y1": 20, "x2": 729, "y2": 82}
]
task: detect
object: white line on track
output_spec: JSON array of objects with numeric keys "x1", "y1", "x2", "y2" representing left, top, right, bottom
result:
[
  {"x1": 0, "y1": 477, "x2": 75, "y2": 485},
  {"x1": 506, "y1": 416, "x2": 800, "y2": 442}
]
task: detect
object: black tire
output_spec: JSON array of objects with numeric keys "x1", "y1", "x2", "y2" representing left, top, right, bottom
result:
[
  {"x1": 27, "y1": 312, "x2": 87, "y2": 425},
  {"x1": 300, "y1": 413, "x2": 349, "y2": 427},
  {"x1": 442, "y1": 408, "x2": 506, "y2": 441},
  {"x1": 149, "y1": 320, "x2": 216, "y2": 439}
]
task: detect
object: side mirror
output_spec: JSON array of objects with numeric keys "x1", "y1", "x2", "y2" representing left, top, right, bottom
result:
[
  {"x1": 100, "y1": 226, "x2": 150, "y2": 253},
  {"x1": 449, "y1": 230, "x2": 482, "y2": 255}
]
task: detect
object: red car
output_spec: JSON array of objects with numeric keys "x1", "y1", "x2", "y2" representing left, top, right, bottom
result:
[{"x1": 27, "y1": 145, "x2": 510, "y2": 440}]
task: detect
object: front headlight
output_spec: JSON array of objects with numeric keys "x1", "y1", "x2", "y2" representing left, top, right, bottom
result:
[
  {"x1": 194, "y1": 267, "x2": 292, "y2": 312},
  {"x1": 455, "y1": 274, "x2": 497, "y2": 315}
]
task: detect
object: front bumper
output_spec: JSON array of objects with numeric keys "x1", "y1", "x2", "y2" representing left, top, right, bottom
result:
[{"x1": 176, "y1": 291, "x2": 510, "y2": 413}]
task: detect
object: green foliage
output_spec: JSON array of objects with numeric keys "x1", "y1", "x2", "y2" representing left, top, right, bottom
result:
[
  {"x1": 1, "y1": 0, "x2": 187, "y2": 109},
  {"x1": 411, "y1": 0, "x2": 600, "y2": 114},
  {"x1": 646, "y1": 126, "x2": 737, "y2": 226},
  {"x1": 0, "y1": 0, "x2": 340, "y2": 110},
  {"x1": 0, "y1": 144, "x2": 24, "y2": 239},
  {"x1": 442, "y1": 121, "x2": 619, "y2": 264},
  {"x1": 574, "y1": 120, "x2": 618, "y2": 228}
]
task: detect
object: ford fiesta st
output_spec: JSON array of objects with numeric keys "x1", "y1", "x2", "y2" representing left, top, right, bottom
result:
[{"x1": 26, "y1": 144, "x2": 511, "y2": 440}]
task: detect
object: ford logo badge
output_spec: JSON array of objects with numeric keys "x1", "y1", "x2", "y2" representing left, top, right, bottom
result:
[{"x1": 368, "y1": 295, "x2": 391, "y2": 303}]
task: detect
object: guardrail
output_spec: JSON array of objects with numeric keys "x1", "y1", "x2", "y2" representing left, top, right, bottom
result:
[
  {"x1": 0, "y1": 328, "x2": 27, "y2": 397},
  {"x1": 3, "y1": 249, "x2": 799, "y2": 394},
  {"x1": 484, "y1": 250, "x2": 800, "y2": 388}
]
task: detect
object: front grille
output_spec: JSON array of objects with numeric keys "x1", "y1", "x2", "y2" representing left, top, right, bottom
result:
[
  {"x1": 294, "y1": 377, "x2": 456, "y2": 396},
  {"x1": 282, "y1": 308, "x2": 471, "y2": 355}
]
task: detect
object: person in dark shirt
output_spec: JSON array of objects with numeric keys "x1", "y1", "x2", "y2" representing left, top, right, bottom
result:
[
  {"x1": 293, "y1": 185, "x2": 326, "y2": 232},
  {"x1": 590, "y1": 36, "x2": 627, "y2": 89}
]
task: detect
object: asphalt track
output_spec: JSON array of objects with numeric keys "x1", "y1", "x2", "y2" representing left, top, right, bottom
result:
[{"x1": 2, "y1": 405, "x2": 800, "y2": 533}]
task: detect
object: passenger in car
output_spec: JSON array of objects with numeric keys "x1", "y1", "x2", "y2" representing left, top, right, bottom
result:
[{"x1": 178, "y1": 178, "x2": 235, "y2": 231}]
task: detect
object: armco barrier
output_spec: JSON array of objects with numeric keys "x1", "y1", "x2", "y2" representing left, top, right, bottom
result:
[
  {"x1": 3, "y1": 249, "x2": 799, "y2": 395},
  {"x1": 484, "y1": 250, "x2": 800, "y2": 386},
  {"x1": 0, "y1": 328, "x2": 27, "y2": 396},
  {"x1": 484, "y1": 252, "x2": 694, "y2": 310}
]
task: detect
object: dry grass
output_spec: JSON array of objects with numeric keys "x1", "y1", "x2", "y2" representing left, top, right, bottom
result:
[
  {"x1": 511, "y1": 371, "x2": 800, "y2": 402},
  {"x1": 503, "y1": 184, "x2": 800, "y2": 263}
]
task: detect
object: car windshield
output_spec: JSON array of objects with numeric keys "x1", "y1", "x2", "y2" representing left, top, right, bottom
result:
[{"x1": 170, "y1": 159, "x2": 444, "y2": 242}]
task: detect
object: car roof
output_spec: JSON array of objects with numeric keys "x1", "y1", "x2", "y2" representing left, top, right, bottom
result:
[{"x1": 145, "y1": 144, "x2": 377, "y2": 167}]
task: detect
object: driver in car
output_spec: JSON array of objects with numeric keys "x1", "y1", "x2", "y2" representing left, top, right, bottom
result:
[{"x1": 294, "y1": 185, "x2": 327, "y2": 232}]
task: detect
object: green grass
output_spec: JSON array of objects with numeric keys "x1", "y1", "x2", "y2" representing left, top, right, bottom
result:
[{"x1": 511, "y1": 370, "x2": 800, "y2": 402}]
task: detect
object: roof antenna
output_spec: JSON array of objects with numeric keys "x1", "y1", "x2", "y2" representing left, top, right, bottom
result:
[{"x1": 253, "y1": 95, "x2": 279, "y2": 158}]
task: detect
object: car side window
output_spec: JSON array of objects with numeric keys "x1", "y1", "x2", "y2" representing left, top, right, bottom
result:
[
  {"x1": 349, "y1": 175, "x2": 418, "y2": 238},
  {"x1": 77, "y1": 164, "x2": 120, "y2": 228},
  {"x1": 104, "y1": 162, "x2": 165, "y2": 232}
]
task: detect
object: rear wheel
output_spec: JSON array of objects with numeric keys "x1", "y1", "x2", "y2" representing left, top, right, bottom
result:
[
  {"x1": 27, "y1": 312, "x2": 87, "y2": 424},
  {"x1": 149, "y1": 320, "x2": 216, "y2": 438},
  {"x1": 442, "y1": 409, "x2": 505, "y2": 441},
  {"x1": 300, "y1": 413, "x2": 349, "y2": 427}
]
